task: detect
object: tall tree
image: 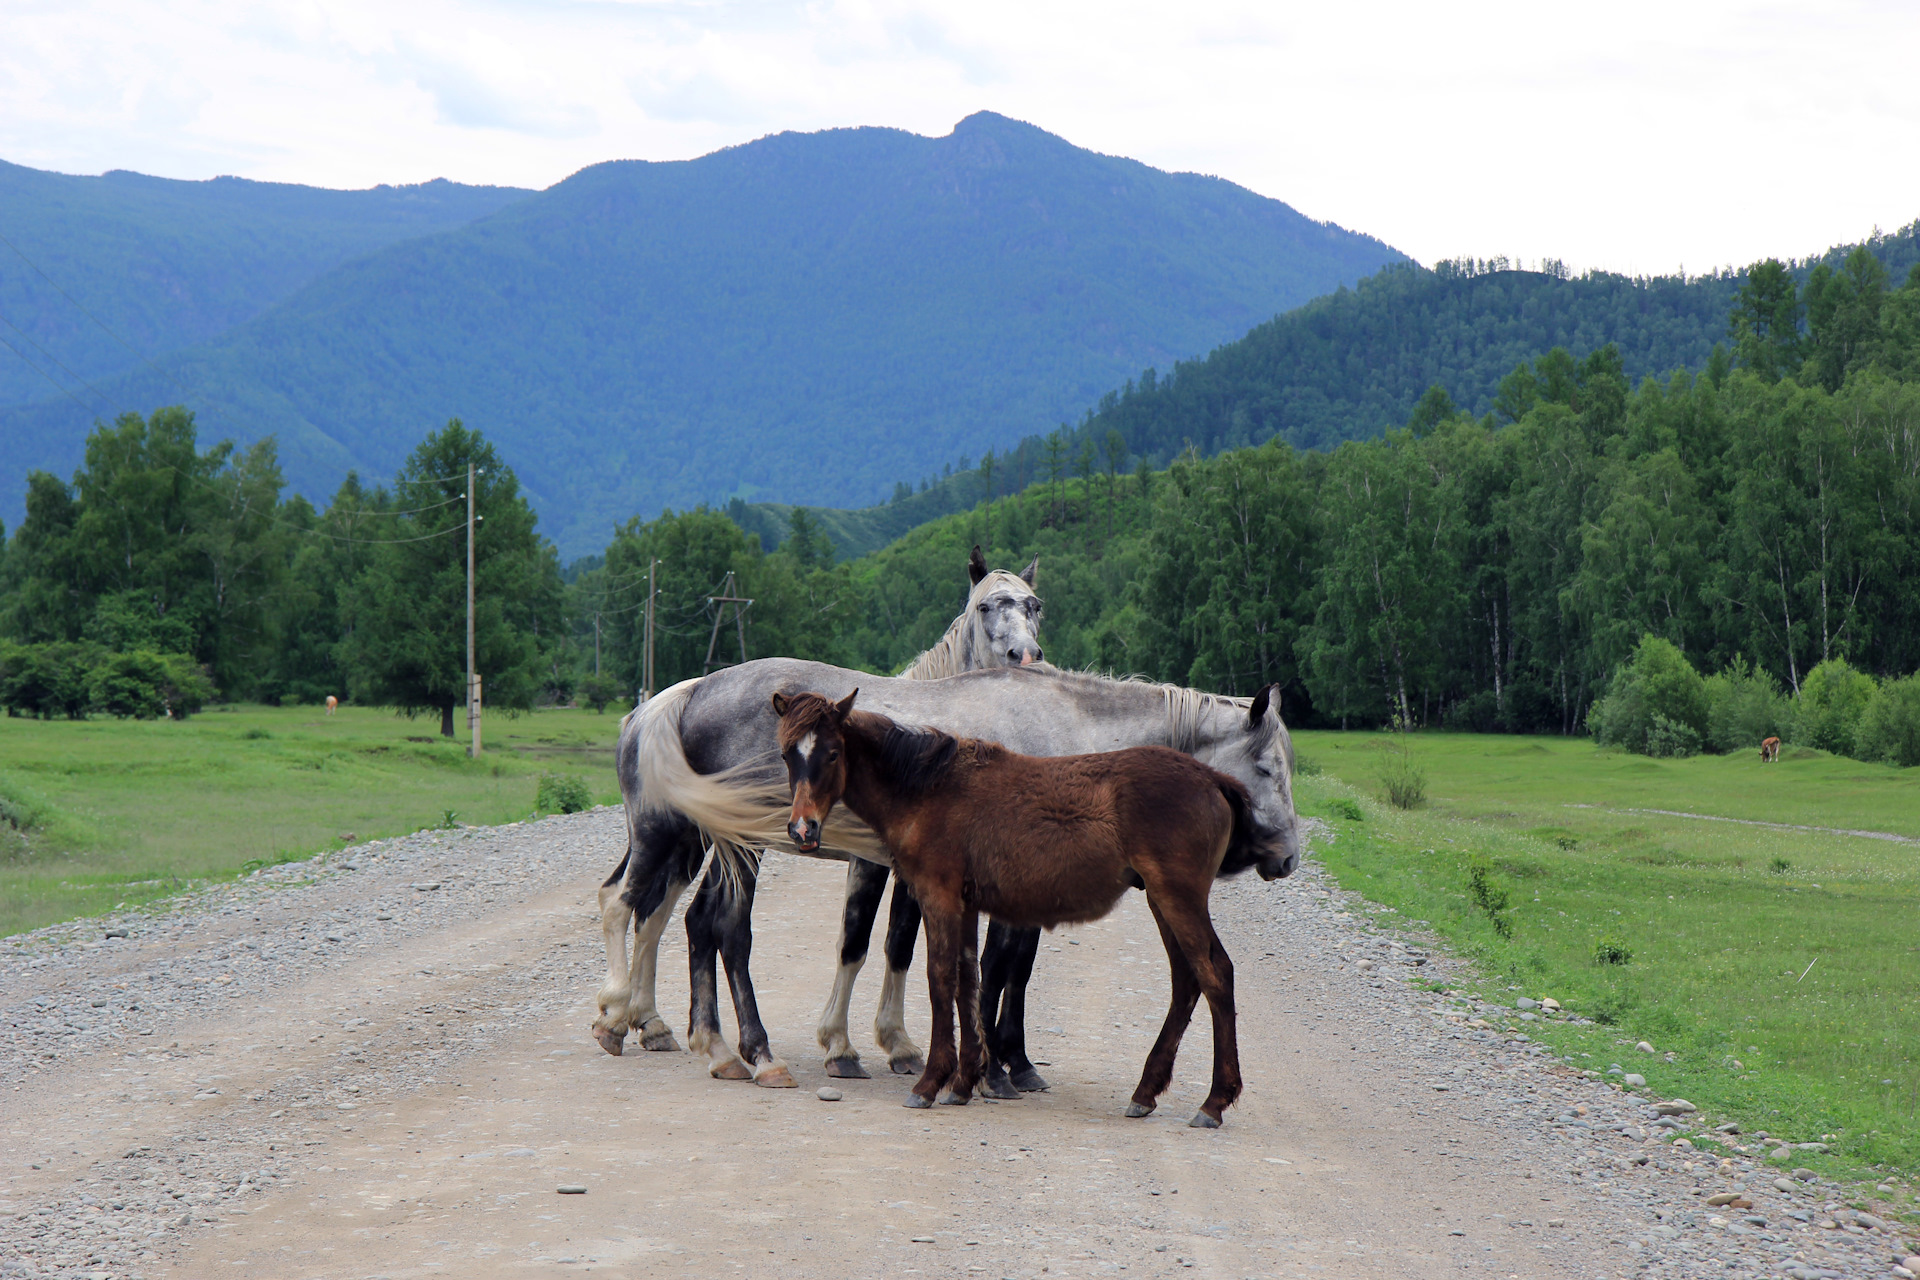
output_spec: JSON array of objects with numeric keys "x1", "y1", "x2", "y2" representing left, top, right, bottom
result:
[
  {"x1": 342, "y1": 421, "x2": 562, "y2": 735},
  {"x1": 1730, "y1": 259, "x2": 1803, "y2": 382}
]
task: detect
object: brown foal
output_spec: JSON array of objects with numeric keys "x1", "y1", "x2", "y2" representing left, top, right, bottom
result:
[{"x1": 773, "y1": 689, "x2": 1293, "y2": 1128}]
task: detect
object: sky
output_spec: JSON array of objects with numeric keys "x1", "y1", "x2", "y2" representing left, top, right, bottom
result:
[{"x1": 4, "y1": 0, "x2": 1917, "y2": 277}]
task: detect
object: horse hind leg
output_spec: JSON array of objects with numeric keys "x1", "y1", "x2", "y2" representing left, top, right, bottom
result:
[
  {"x1": 593, "y1": 851, "x2": 637, "y2": 1053},
  {"x1": 685, "y1": 862, "x2": 753, "y2": 1081},
  {"x1": 816, "y1": 858, "x2": 889, "y2": 1078},
  {"x1": 978, "y1": 921, "x2": 1020, "y2": 1100},
  {"x1": 714, "y1": 858, "x2": 796, "y2": 1088},
  {"x1": 937, "y1": 909, "x2": 984, "y2": 1106},
  {"x1": 593, "y1": 825, "x2": 697, "y2": 1053},
  {"x1": 1146, "y1": 892, "x2": 1242, "y2": 1128},
  {"x1": 874, "y1": 877, "x2": 927, "y2": 1075}
]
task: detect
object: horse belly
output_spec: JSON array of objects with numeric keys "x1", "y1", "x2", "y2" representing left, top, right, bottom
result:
[{"x1": 966, "y1": 856, "x2": 1130, "y2": 930}]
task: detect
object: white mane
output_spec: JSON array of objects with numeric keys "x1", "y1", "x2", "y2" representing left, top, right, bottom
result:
[{"x1": 897, "y1": 569, "x2": 1036, "y2": 680}]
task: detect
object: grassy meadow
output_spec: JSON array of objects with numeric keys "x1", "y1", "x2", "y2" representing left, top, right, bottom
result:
[
  {"x1": 0, "y1": 704, "x2": 624, "y2": 936},
  {"x1": 1293, "y1": 731, "x2": 1920, "y2": 1179}
]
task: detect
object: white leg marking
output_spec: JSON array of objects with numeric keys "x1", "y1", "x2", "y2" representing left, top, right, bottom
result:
[
  {"x1": 628, "y1": 890, "x2": 681, "y2": 1050},
  {"x1": 816, "y1": 959, "x2": 864, "y2": 1064},
  {"x1": 875, "y1": 963, "x2": 925, "y2": 1070},
  {"x1": 593, "y1": 879, "x2": 637, "y2": 1034}
]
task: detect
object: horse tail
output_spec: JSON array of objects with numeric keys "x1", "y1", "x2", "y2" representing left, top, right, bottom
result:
[{"x1": 630, "y1": 675, "x2": 887, "y2": 889}]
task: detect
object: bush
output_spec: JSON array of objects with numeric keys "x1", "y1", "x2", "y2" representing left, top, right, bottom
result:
[
  {"x1": 85, "y1": 650, "x2": 215, "y2": 719},
  {"x1": 1588, "y1": 635, "x2": 1708, "y2": 755},
  {"x1": 1704, "y1": 656, "x2": 1788, "y2": 754},
  {"x1": 0, "y1": 641, "x2": 100, "y2": 719},
  {"x1": 1644, "y1": 714, "x2": 1702, "y2": 758},
  {"x1": 1593, "y1": 936, "x2": 1633, "y2": 966},
  {"x1": 536, "y1": 773, "x2": 593, "y2": 814},
  {"x1": 1855, "y1": 673, "x2": 1920, "y2": 767},
  {"x1": 1792, "y1": 658, "x2": 1876, "y2": 756},
  {"x1": 1443, "y1": 690, "x2": 1501, "y2": 733},
  {"x1": 578, "y1": 673, "x2": 621, "y2": 714},
  {"x1": 1329, "y1": 796, "x2": 1364, "y2": 822}
]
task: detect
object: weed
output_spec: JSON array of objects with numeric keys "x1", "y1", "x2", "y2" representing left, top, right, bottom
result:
[
  {"x1": 1465, "y1": 858, "x2": 1513, "y2": 938},
  {"x1": 1292, "y1": 753, "x2": 1323, "y2": 778},
  {"x1": 439, "y1": 809, "x2": 460, "y2": 830},
  {"x1": 241, "y1": 728, "x2": 272, "y2": 741},
  {"x1": 1378, "y1": 738, "x2": 1427, "y2": 810},
  {"x1": 1329, "y1": 797, "x2": 1364, "y2": 822},
  {"x1": 1771, "y1": 857, "x2": 1792, "y2": 874},
  {"x1": 1594, "y1": 936, "x2": 1634, "y2": 966}
]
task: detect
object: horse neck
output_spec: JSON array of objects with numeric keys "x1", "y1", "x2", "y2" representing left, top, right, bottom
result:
[{"x1": 835, "y1": 714, "x2": 923, "y2": 845}]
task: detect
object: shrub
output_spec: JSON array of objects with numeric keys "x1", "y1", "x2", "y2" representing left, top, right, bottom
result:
[
  {"x1": 1377, "y1": 738, "x2": 1426, "y2": 809},
  {"x1": 1593, "y1": 936, "x2": 1633, "y2": 966},
  {"x1": 1792, "y1": 658, "x2": 1876, "y2": 756},
  {"x1": 1644, "y1": 714, "x2": 1702, "y2": 758},
  {"x1": 1589, "y1": 635, "x2": 1708, "y2": 755},
  {"x1": 86, "y1": 650, "x2": 215, "y2": 719},
  {"x1": 1465, "y1": 859, "x2": 1513, "y2": 938},
  {"x1": 1855, "y1": 673, "x2": 1920, "y2": 767},
  {"x1": 536, "y1": 773, "x2": 593, "y2": 814},
  {"x1": 1444, "y1": 690, "x2": 1501, "y2": 733},
  {"x1": 1769, "y1": 857, "x2": 1792, "y2": 874},
  {"x1": 1329, "y1": 796, "x2": 1364, "y2": 822},
  {"x1": 1704, "y1": 656, "x2": 1788, "y2": 754},
  {"x1": 578, "y1": 673, "x2": 621, "y2": 714},
  {"x1": 0, "y1": 641, "x2": 100, "y2": 719}
]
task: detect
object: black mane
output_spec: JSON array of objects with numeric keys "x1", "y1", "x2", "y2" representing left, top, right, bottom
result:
[{"x1": 874, "y1": 720, "x2": 960, "y2": 795}]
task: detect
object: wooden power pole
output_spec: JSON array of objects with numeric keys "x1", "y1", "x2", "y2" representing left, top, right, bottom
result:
[
  {"x1": 642, "y1": 557, "x2": 658, "y2": 699},
  {"x1": 466, "y1": 462, "x2": 481, "y2": 758}
]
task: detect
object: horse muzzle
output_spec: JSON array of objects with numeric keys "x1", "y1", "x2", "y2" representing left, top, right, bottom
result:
[
  {"x1": 1257, "y1": 851, "x2": 1300, "y2": 881},
  {"x1": 787, "y1": 816, "x2": 821, "y2": 852}
]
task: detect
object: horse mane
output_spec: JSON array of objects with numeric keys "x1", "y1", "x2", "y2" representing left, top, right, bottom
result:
[
  {"x1": 866, "y1": 713, "x2": 962, "y2": 795},
  {"x1": 1021, "y1": 667, "x2": 1265, "y2": 753},
  {"x1": 897, "y1": 569, "x2": 1036, "y2": 680}
]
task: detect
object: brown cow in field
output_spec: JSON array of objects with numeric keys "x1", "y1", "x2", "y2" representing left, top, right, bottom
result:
[{"x1": 1760, "y1": 736, "x2": 1781, "y2": 763}]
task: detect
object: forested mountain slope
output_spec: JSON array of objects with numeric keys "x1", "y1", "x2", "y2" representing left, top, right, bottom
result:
[
  {"x1": 0, "y1": 112, "x2": 1405, "y2": 556},
  {"x1": 0, "y1": 162, "x2": 529, "y2": 408}
]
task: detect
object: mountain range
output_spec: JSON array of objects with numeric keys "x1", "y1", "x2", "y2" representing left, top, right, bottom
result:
[{"x1": 0, "y1": 113, "x2": 1405, "y2": 555}]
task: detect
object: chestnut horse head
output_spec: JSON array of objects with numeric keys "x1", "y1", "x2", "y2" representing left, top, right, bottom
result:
[{"x1": 772, "y1": 689, "x2": 859, "y2": 851}]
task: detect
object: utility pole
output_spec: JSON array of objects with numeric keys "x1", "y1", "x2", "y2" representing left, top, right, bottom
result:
[
  {"x1": 641, "y1": 558, "x2": 659, "y2": 699},
  {"x1": 702, "y1": 570, "x2": 753, "y2": 674},
  {"x1": 466, "y1": 462, "x2": 481, "y2": 758}
]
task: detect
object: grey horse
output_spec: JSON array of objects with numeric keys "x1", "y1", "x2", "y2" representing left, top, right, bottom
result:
[{"x1": 592, "y1": 659, "x2": 1301, "y2": 1088}]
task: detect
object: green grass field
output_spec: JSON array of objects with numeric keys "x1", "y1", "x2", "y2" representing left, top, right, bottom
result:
[
  {"x1": 0, "y1": 704, "x2": 624, "y2": 937},
  {"x1": 1293, "y1": 731, "x2": 1920, "y2": 1180}
]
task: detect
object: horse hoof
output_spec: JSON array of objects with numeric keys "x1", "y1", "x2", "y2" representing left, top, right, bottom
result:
[
  {"x1": 825, "y1": 1057, "x2": 871, "y2": 1080},
  {"x1": 1188, "y1": 1111, "x2": 1223, "y2": 1129},
  {"x1": 753, "y1": 1063, "x2": 798, "y2": 1089},
  {"x1": 902, "y1": 1093, "x2": 934, "y2": 1109},
  {"x1": 639, "y1": 1026, "x2": 681, "y2": 1053},
  {"x1": 1011, "y1": 1067, "x2": 1050, "y2": 1093},
  {"x1": 709, "y1": 1059, "x2": 753, "y2": 1081},
  {"x1": 889, "y1": 1055, "x2": 926, "y2": 1076},
  {"x1": 936, "y1": 1089, "x2": 970, "y2": 1107},
  {"x1": 591, "y1": 1026, "x2": 625, "y2": 1057},
  {"x1": 1124, "y1": 1102, "x2": 1155, "y2": 1119},
  {"x1": 983, "y1": 1073, "x2": 1021, "y2": 1101}
]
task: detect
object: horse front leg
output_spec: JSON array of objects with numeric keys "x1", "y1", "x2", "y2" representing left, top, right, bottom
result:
[
  {"x1": 978, "y1": 920, "x2": 1019, "y2": 1099},
  {"x1": 1128, "y1": 896, "x2": 1202, "y2": 1120},
  {"x1": 940, "y1": 908, "x2": 983, "y2": 1106},
  {"x1": 1186, "y1": 919, "x2": 1241, "y2": 1128},
  {"x1": 993, "y1": 923, "x2": 1048, "y2": 1093},
  {"x1": 874, "y1": 877, "x2": 927, "y2": 1075},
  {"x1": 816, "y1": 858, "x2": 889, "y2": 1078},
  {"x1": 593, "y1": 852, "x2": 637, "y2": 1054},
  {"x1": 906, "y1": 908, "x2": 962, "y2": 1109}
]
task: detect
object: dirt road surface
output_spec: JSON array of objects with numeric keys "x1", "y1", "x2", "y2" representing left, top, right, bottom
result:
[{"x1": 3, "y1": 810, "x2": 1894, "y2": 1279}]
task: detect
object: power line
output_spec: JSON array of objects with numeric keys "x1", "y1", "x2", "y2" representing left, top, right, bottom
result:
[{"x1": 0, "y1": 308, "x2": 117, "y2": 415}]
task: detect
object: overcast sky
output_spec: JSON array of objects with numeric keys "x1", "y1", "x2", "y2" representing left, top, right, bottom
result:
[{"x1": 5, "y1": 0, "x2": 1915, "y2": 277}]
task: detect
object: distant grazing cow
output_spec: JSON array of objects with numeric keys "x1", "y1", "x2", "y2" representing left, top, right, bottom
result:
[
  {"x1": 326, "y1": 695, "x2": 339, "y2": 716},
  {"x1": 1760, "y1": 736, "x2": 1781, "y2": 763}
]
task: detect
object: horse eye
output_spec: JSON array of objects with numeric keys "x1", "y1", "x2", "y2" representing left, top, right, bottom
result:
[
  {"x1": 1254, "y1": 766, "x2": 1273, "y2": 779},
  {"x1": 978, "y1": 603, "x2": 991, "y2": 613},
  {"x1": 827, "y1": 749, "x2": 840, "y2": 762}
]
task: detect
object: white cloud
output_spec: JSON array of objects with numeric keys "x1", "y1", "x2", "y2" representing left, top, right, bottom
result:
[{"x1": 1, "y1": 0, "x2": 1915, "y2": 274}]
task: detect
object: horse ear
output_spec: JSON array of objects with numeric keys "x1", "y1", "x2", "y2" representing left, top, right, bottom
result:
[
  {"x1": 1019, "y1": 555, "x2": 1039, "y2": 588},
  {"x1": 771, "y1": 692, "x2": 791, "y2": 717},
  {"x1": 833, "y1": 689, "x2": 858, "y2": 720},
  {"x1": 1247, "y1": 684, "x2": 1273, "y2": 729},
  {"x1": 968, "y1": 545, "x2": 989, "y2": 585}
]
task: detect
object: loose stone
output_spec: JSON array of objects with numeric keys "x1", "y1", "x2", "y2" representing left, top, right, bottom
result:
[{"x1": 817, "y1": 1087, "x2": 843, "y2": 1101}]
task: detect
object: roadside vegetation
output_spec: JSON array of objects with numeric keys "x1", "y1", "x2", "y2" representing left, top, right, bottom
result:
[
  {"x1": 0, "y1": 703, "x2": 617, "y2": 935},
  {"x1": 1294, "y1": 729, "x2": 1920, "y2": 1178}
]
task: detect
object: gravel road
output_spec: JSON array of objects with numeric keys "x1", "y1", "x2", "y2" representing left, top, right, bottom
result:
[{"x1": 2, "y1": 808, "x2": 1912, "y2": 1280}]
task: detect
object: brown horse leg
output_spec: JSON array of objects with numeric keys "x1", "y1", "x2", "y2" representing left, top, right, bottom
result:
[
  {"x1": 940, "y1": 909, "x2": 983, "y2": 1105},
  {"x1": 908, "y1": 909, "x2": 963, "y2": 1108},
  {"x1": 1127, "y1": 897, "x2": 1202, "y2": 1119}
]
